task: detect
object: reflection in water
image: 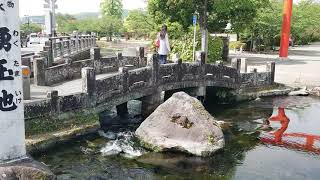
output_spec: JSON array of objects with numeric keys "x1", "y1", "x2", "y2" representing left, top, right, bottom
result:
[
  {"x1": 261, "y1": 107, "x2": 320, "y2": 154},
  {"x1": 34, "y1": 96, "x2": 320, "y2": 180}
]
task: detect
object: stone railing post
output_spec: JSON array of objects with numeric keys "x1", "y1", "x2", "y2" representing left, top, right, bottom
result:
[
  {"x1": 59, "y1": 38, "x2": 64, "y2": 57},
  {"x1": 22, "y1": 66, "x2": 31, "y2": 100},
  {"x1": 33, "y1": 57, "x2": 46, "y2": 86},
  {"x1": 44, "y1": 40, "x2": 53, "y2": 66},
  {"x1": 82, "y1": 67, "x2": 96, "y2": 107},
  {"x1": 91, "y1": 47, "x2": 101, "y2": 70},
  {"x1": 241, "y1": 58, "x2": 247, "y2": 73},
  {"x1": 90, "y1": 47, "x2": 101, "y2": 61},
  {"x1": 51, "y1": 39, "x2": 57, "y2": 59},
  {"x1": 252, "y1": 68, "x2": 258, "y2": 86},
  {"x1": 177, "y1": 59, "x2": 183, "y2": 82},
  {"x1": 267, "y1": 62, "x2": 276, "y2": 84},
  {"x1": 66, "y1": 37, "x2": 72, "y2": 55},
  {"x1": 137, "y1": 47, "x2": 145, "y2": 67},
  {"x1": 117, "y1": 52, "x2": 123, "y2": 67},
  {"x1": 47, "y1": 90, "x2": 60, "y2": 114},
  {"x1": 231, "y1": 58, "x2": 241, "y2": 72},
  {"x1": 119, "y1": 67, "x2": 129, "y2": 92},
  {"x1": 199, "y1": 52, "x2": 206, "y2": 79},
  {"x1": 150, "y1": 54, "x2": 160, "y2": 85}
]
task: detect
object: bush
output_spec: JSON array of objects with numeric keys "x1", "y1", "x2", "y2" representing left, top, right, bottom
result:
[
  {"x1": 207, "y1": 37, "x2": 223, "y2": 63},
  {"x1": 171, "y1": 34, "x2": 223, "y2": 63},
  {"x1": 229, "y1": 41, "x2": 246, "y2": 50}
]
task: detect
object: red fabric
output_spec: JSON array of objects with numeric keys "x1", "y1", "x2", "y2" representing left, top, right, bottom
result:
[{"x1": 154, "y1": 39, "x2": 160, "y2": 48}]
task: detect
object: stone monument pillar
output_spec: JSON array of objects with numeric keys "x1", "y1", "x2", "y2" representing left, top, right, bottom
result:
[{"x1": 0, "y1": 0, "x2": 26, "y2": 162}]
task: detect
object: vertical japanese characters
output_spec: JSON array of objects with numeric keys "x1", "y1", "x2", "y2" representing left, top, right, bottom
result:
[{"x1": 0, "y1": 0, "x2": 22, "y2": 112}]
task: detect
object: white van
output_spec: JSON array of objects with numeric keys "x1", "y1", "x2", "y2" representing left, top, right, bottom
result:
[{"x1": 29, "y1": 33, "x2": 40, "y2": 44}]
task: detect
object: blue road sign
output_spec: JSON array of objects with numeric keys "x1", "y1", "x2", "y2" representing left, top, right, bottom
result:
[{"x1": 193, "y1": 15, "x2": 197, "y2": 25}]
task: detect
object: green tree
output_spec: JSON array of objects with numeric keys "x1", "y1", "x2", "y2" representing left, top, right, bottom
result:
[
  {"x1": 101, "y1": 0, "x2": 123, "y2": 18},
  {"x1": 100, "y1": 0, "x2": 124, "y2": 41},
  {"x1": 124, "y1": 9, "x2": 154, "y2": 38},
  {"x1": 245, "y1": 0, "x2": 320, "y2": 49},
  {"x1": 148, "y1": 0, "x2": 267, "y2": 33},
  {"x1": 56, "y1": 13, "x2": 78, "y2": 33},
  {"x1": 97, "y1": 16, "x2": 124, "y2": 39},
  {"x1": 20, "y1": 23, "x2": 42, "y2": 34}
]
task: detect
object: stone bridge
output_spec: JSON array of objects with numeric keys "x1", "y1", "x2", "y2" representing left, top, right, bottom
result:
[{"x1": 24, "y1": 48, "x2": 275, "y2": 122}]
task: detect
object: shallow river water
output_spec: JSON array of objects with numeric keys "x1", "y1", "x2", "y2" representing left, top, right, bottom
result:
[{"x1": 35, "y1": 96, "x2": 320, "y2": 180}]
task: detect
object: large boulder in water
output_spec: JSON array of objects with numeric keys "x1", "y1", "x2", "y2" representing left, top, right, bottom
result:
[{"x1": 135, "y1": 92, "x2": 225, "y2": 157}]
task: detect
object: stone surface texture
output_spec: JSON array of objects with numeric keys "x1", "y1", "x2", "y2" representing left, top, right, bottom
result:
[
  {"x1": 136, "y1": 92, "x2": 225, "y2": 156},
  {"x1": 0, "y1": 158, "x2": 55, "y2": 180}
]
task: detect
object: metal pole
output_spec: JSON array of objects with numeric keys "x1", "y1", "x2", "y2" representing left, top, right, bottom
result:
[
  {"x1": 51, "y1": 0, "x2": 56, "y2": 37},
  {"x1": 279, "y1": 0, "x2": 293, "y2": 58},
  {"x1": 192, "y1": 14, "x2": 197, "y2": 61}
]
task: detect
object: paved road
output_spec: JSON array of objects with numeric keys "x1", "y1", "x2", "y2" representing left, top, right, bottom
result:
[
  {"x1": 230, "y1": 42, "x2": 320, "y2": 87},
  {"x1": 28, "y1": 72, "x2": 120, "y2": 102}
]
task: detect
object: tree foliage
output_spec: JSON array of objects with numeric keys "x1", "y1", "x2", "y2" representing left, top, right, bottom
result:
[
  {"x1": 148, "y1": 0, "x2": 268, "y2": 33},
  {"x1": 244, "y1": 0, "x2": 320, "y2": 48},
  {"x1": 56, "y1": 13, "x2": 78, "y2": 33},
  {"x1": 124, "y1": 9, "x2": 153, "y2": 38},
  {"x1": 20, "y1": 23, "x2": 42, "y2": 34},
  {"x1": 100, "y1": 0, "x2": 123, "y2": 19}
]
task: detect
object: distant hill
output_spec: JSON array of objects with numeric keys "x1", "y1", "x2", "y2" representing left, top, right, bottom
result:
[
  {"x1": 21, "y1": 16, "x2": 45, "y2": 24},
  {"x1": 73, "y1": 12, "x2": 101, "y2": 20},
  {"x1": 20, "y1": 10, "x2": 133, "y2": 25}
]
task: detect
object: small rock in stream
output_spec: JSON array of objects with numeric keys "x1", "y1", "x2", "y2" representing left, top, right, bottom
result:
[{"x1": 98, "y1": 130, "x2": 117, "y2": 140}]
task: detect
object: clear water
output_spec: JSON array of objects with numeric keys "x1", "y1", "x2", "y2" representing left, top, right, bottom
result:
[{"x1": 34, "y1": 96, "x2": 320, "y2": 180}]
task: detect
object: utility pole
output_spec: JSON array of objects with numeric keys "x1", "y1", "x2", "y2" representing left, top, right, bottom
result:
[{"x1": 44, "y1": 0, "x2": 58, "y2": 37}]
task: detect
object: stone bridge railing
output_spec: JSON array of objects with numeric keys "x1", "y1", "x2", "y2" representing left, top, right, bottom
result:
[
  {"x1": 24, "y1": 52, "x2": 275, "y2": 121},
  {"x1": 42, "y1": 35, "x2": 97, "y2": 67},
  {"x1": 32, "y1": 47, "x2": 146, "y2": 86}
]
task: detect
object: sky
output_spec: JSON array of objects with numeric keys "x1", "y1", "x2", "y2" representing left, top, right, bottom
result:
[{"x1": 19, "y1": 0, "x2": 147, "y2": 16}]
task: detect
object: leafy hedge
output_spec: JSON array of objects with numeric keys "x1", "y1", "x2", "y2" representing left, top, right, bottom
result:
[{"x1": 171, "y1": 34, "x2": 223, "y2": 63}]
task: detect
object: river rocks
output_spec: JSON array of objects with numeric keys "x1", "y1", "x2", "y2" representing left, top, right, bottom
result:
[
  {"x1": 310, "y1": 87, "x2": 320, "y2": 96},
  {"x1": 0, "y1": 158, "x2": 55, "y2": 180},
  {"x1": 135, "y1": 92, "x2": 225, "y2": 157},
  {"x1": 100, "y1": 131, "x2": 146, "y2": 158},
  {"x1": 289, "y1": 87, "x2": 309, "y2": 96}
]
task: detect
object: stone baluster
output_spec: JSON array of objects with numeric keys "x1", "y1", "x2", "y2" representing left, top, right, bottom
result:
[
  {"x1": 91, "y1": 47, "x2": 101, "y2": 70},
  {"x1": 267, "y1": 62, "x2": 276, "y2": 84},
  {"x1": 119, "y1": 67, "x2": 129, "y2": 93},
  {"x1": 59, "y1": 38, "x2": 64, "y2": 57},
  {"x1": 44, "y1": 40, "x2": 53, "y2": 67},
  {"x1": 47, "y1": 90, "x2": 60, "y2": 114},
  {"x1": 177, "y1": 58, "x2": 183, "y2": 82},
  {"x1": 150, "y1": 54, "x2": 160, "y2": 85},
  {"x1": 117, "y1": 52, "x2": 123, "y2": 67},
  {"x1": 33, "y1": 57, "x2": 46, "y2": 86},
  {"x1": 82, "y1": 67, "x2": 96, "y2": 107},
  {"x1": 66, "y1": 37, "x2": 72, "y2": 55},
  {"x1": 241, "y1": 58, "x2": 247, "y2": 73},
  {"x1": 231, "y1": 58, "x2": 242, "y2": 72}
]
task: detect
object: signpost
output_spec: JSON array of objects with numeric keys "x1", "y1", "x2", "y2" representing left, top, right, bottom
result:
[
  {"x1": 192, "y1": 14, "x2": 197, "y2": 61},
  {"x1": 0, "y1": 0, "x2": 26, "y2": 162}
]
